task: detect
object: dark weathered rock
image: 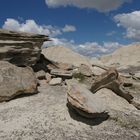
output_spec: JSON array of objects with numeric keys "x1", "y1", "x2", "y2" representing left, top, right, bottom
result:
[
  {"x1": 0, "y1": 29, "x2": 49, "y2": 66},
  {"x1": 50, "y1": 69, "x2": 73, "y2": 79},
  {"x1": 0, "y1": 61, "x2": 38, "y2": 102},
  {"x1": 90, "y1": 68, "x2": 140, "y2": 109}
]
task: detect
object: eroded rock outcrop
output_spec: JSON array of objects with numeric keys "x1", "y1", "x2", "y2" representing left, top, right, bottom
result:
[
  {"x1": 67, "y1": 84, "x2": 136, "y2": 118},
  {"x1": 0, "y1": 29, "x2": 49, "y2": 66},
  {"x1": 42, "y1": 46, "x2": 91, "y2": 67},
  {"x1": 0, "y1": 61, "x2": 38, "y2": 102}
]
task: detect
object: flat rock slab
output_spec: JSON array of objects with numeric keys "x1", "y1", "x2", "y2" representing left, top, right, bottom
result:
[
  {"x1": 0, "y1": 61, "x2": 37, "y2": 102},
  {"x1": 42, "y1": 46, "x2": 91, "y2": 67},
  {"x1": 50, "y1": 69, "x2": 72, "y2": 79},
  {"x1": 67, "y1": 84, "x2": 136, "y2": 118}
]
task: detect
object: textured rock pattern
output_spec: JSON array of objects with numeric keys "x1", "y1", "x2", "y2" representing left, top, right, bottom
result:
[
  {"x1": 49, "y1": 78, "x2": 62, "y2": 86},
  {"x1": 42, "y1": 46, "x2": 91, "y2": 67},
  {"x1": 0, "y1": 29, "x2": 49, "y2": 66},
  {"x1": 0, "y1": 61, "x2": 38, "y2": 102},
  {"x1": 50, "y1": 69, "x2": 73, "y2": 79},
  {"x1": 67, "y1": 84, "x2": 136, "y2": 118},
  {"x1": 78, "y1": 64, "x2": 93, "y2": 76}
]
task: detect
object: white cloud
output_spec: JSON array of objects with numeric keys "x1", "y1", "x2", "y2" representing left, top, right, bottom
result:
[
  {"x1": 2, "y1": 18, "x2": 76, "y2": 37},
  {"x1": 106, "y1": 31, "x2": 116, "y2": 36},
  {"x1": 45, "y1": 0, "x2": 131, "y2": 12},
  {"x1": 114, "y1": 11, "x2": 140, "y2": 41},
  {"x1": 62, "y1": 25, "x2": 76, "y2": 32},
  {"x1": 43, "y1": 38, "x2": 122, "y2": 57}
]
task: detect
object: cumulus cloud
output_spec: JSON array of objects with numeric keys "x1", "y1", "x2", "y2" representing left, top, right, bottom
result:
[
  {"x1": 62, "y1": 25, "x2": 76, "y2": 32},
  {"x1": 2, "y1": 18, "x2": 76, "y2": 37},
  {"x1": 44, "y1": 38, "x2": 122, "y2": 57},
  {"x1": 45, "y1": 0, "x2": 131, "y2": 12},
  {"x1": 114, "y1": 11, "x2": 140, "y2": 41}
]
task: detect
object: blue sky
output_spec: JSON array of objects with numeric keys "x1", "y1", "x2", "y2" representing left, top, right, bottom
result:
[{"x1": 0, "y1": 0, "x2": 140, "y2": 57}]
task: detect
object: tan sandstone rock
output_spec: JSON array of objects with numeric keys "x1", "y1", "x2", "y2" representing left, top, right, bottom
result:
[
  {"x1": 0, "y1": 61, "x2": 38, "y2": 102},
  {"x1": 67, "y1": 84, "x2": 136, "y2": 118},
  {"x1": 0, "y1": 29, "x2": 49, "y2": 66}
]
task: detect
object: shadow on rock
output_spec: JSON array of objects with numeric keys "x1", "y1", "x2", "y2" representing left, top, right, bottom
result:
[
  {"x1": 67, "y1": 103, "x2": 109, "y2": 126},
  {"x1": 7, "y1": 92, "x2": 38, "y2": 102}
]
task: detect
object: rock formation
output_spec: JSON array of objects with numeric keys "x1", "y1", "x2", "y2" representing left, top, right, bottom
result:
[
  {"x1": 0, "y1": 61, "x2": 37, "y2": 102},
  {"x1": 0, "y1": 29, "x2": 140, "y2": 139},
  {"x1": 67, "y1": 84, "x2": 137, "y2": 118},
  {"x1": 42, "y1": 46, "x2": 91, "y2": 67},
  {"x1": 0, "y1": 29, "x2": 49, "y2": 66}
]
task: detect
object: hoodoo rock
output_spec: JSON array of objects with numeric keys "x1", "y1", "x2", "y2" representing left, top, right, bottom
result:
[
  {"x1": 0, "y1": 29, "x2": 49, "y2": 66},
  {"x1": 0, "y1": 61, "x2": 38, "y2": 102}
]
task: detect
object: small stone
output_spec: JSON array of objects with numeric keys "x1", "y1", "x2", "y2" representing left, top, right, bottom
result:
[
  {"x1": 45, "y1": 73, "x2": 52, "y2": 83},
  {"x1": 35, "y1": 70, "x2": 46, "y2": 80},
  {"x1": 49, "y1": 78, "x2": 62, "y2": 86}
]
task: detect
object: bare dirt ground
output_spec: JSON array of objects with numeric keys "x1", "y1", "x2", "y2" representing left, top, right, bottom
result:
[{"x1": 0, "y1": 80, "x2": 139, "y2": 140}]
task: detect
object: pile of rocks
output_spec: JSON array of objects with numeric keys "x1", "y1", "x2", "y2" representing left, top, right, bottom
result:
[
  {"x1": 0, "y1": 29, "x2": 140, "y2": 129},
  {"x1": 67, "y1": 67, "x2": 140, "y2": 119},
  {"x1": 0, "y1": 29, "x2": 49, "y2": 102},
  {"x1": 0, "y1": 29, "x2": 93, "y2": 102}
]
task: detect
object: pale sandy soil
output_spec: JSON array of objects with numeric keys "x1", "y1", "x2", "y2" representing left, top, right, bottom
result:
[{"x1": 0, "y1": 80, "x2": 139, "y2": 140}]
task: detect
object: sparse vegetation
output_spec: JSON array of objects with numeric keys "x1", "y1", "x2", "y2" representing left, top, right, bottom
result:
[{"x1": 73, "y1": 72, "x2": 85, "y2": 82}]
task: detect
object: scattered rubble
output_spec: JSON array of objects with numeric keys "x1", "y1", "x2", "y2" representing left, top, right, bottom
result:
[{"x1": 0, "y1": 29, "x2": 140, "y2": 140}]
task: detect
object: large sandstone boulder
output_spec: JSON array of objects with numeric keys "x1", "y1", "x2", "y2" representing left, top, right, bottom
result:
[
  {"x1": 67, "y1": 84, "x2": 136, "y2": 118},
  {"x1": 0, "y1": 29, "x2": 49, "y2": 66},
  {"x1": 42, "y1": 46, "x2": 91, "y2": 67},
  {"x1": 0, "y1": 61, "x2": 38, "y2": 102}
]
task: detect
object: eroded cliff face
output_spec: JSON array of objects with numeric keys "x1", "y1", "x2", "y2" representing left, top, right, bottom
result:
[{"x1": 0, "y1": 29, "x2": 49, "y2": 66}]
